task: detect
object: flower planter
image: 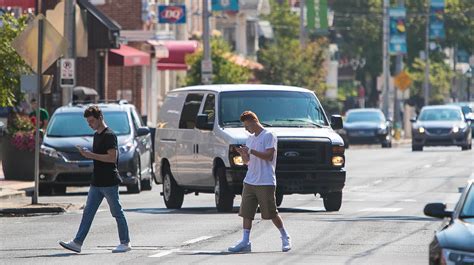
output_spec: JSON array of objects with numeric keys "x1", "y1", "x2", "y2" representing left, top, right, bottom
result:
[{"x1": 1, "y1": 136, "x2": 34, "y2": 181}]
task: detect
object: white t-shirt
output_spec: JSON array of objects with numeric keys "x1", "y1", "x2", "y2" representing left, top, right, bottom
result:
[{"x1": 244, "y1": 129, "x2": 277, "y2": 186}]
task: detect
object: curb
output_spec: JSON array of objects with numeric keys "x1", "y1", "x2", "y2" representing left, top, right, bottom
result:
[{"x1": 0, "y1": 203, "x2": 78, "y2": 217}]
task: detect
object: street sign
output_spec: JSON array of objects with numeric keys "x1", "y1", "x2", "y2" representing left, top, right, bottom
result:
[
  {"x1": 60, "y1": 58, "x2": 75, "y2": 87},
  {"x1": 158, "y1": 5, "x2": 186, "y2": 24},
  {"x1": 201, "y1": 60, "x2": 213, "y2": 73},
  {"x1": 212, "y1": 0, "x2": 239, "y2": 12},
  {"x1": 394, "y1": 71, "x2": 412, "y2": 91}
]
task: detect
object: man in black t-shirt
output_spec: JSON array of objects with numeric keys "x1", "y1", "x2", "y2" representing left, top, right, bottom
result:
[{"x1": 59, "y1": 106, "x2": 131, "y2": 254}]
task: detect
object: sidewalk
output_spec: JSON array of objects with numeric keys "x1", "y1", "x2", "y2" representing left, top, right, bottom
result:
[{"x1": 0, "y1": 162, "x2": 78, "y2": 216}]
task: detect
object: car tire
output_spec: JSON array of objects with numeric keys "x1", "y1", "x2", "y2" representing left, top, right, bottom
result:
[
  {"x1": 163, "y1": 165, "x2": 184, "y2": 209},
  {"x1": 276, "y1": 191, "x2": 284, "y2": 207},
  {"x1": 215, "y1": 167, "x2": 234, "y2": 212},
  {"x1": 127, "y1": 161, "x2": 141, "y2": 194},
  {"x1": 141, "y1": 161, "x2": 153, "y2": 191},
  {"x1": 461, "y1": 145, "x2": 470, "y2": 151},
  {"x1": 323, "y1": 191, "x2": 342, "y2": 211},
  {"x1": 39, "y1": 184, "x2": 52, "y2": 196},
  {"x1": 412, "y1": 145, "x2": 423, "y2": 151},
  {"x1": 381, "y1": 141, "x2": 392, "y2": 148}
]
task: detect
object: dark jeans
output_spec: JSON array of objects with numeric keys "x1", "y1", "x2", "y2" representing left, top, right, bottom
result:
[{"x1": 74, "y1": 185, "x2": 130, "y2": 245}]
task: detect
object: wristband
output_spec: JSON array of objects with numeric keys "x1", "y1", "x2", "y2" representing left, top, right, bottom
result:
[{"x1": 247, "y1": 148, "x2": 252, "y2": 155}]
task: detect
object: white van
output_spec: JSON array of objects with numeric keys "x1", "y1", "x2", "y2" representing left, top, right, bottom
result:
[{"x1": 155, "y1": 84, "x2": 346, "y2": 212}]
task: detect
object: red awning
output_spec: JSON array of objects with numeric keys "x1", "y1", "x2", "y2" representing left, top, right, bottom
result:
[
  {"x1": 157, "y1": 41, "x2": 199, "y2": 71},
  {"x1": 0, "y1": 0, "x2": 35, "y2": 9},
  {"x1": 109, "y1": 45, "x2": 150, "y2": 67}
]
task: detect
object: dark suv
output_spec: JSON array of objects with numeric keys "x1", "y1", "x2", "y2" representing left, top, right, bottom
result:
[{"x1": 39, "y1": 101, "x2": 155, "y2": 194}]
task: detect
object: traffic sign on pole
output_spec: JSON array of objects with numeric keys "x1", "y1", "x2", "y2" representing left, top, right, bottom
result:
[{"x1": 60, "y1": 58, "x2": 75, "y2": 87}]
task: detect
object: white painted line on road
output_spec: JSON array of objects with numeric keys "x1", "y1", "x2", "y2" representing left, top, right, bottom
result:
[
  {"x1": 373, "y1": 180, "x2": 383, "y2": 185},
  {"x1": 345, "y1": 199, "x2": 366, "y2": 202},
  {"x1": 423, "y1": 164, "x2": 432, "y2": 168},
  {"x1": 149, "y1": 248, "x2": 180, "y2": 258},
  {"x1": 398, "y1": 199, "x2": 416, "y2": 202},
  {"x1": 358, "y1": 208, "x2": 402, "y2": 212},
  {"x1": 182, "y1": 236, "x2": 214, "y2": 245}
]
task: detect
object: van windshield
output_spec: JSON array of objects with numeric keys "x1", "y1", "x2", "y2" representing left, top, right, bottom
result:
[{"x1": 219, "y1": 91, "x2": 328, "y2": 127}]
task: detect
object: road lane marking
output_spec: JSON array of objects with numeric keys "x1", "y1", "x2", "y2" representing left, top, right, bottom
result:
[
  {"x1": 423, "y1": 164, "x2": 432, "y2": 168},
  {"x1": 398, "y1": 199, "x2": 416, "y2": 202},
  {"x1": 373, "y1": 180, "x2": 383, "y2": 185},
  {"x1": 149, "y1": 248, "x2": 179, "y2": 258},
  {"x1": 358, "y1": 208, "x2": 402, "y2": 212},
  {"x1": 182, "y1": 236, "x2": 214, "y2": 245}
]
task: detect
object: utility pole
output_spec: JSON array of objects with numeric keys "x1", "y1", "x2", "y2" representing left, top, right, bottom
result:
[
  {"x1": 393, "y1": 0, "x2": 404, "y2": 139},
  {"x1": 382, "y1": 0, "x2": 390, "y2": 117},
  {"x1": 299, "y1": 0, "x2": 306, "y2": 48},
  {"x1": 201, "y1": 0, "x2": 212, "y2": 85},
  {"x1": 423, "y1": 0, "x2": 430, "y2": 106},
  {"x1": 33, "y1": 17, "x2": 44, "y2": 205},
  {"x1": 62, "y1": 0, "x2": 76, "y2": 105}
]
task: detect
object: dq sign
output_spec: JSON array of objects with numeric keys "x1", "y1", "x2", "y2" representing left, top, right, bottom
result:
[{"x1": 158, "y1": 5, "x2": 186, "y2": 24}]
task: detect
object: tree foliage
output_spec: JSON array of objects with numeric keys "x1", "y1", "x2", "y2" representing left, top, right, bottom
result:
[
  {"x1": 0, "y1": 14, "x2": 30, "y2": 107},
  {"x1": 185, "y1": 37, "x2": 251, "y2": 86},
  {"x1": 257, "y1": 1, "x2": 327, "y2": 97}
]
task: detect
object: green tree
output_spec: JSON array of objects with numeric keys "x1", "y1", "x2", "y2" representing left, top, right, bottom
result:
[
  {"x1": 256, "y1": 1, "x2": 327, "y2": 97},
  {"x1": 0, "y1": 14, "x2": 30, "y2": 107},
  {"x1": 185, "y1": 37, "x2": 251, "y2": 86},
  {"x1": 408, "y1": 58, "x2": 454, "y2": 104}
]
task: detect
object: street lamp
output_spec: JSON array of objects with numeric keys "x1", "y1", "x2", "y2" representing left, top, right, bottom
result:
[{"x1": 465, "y1": 67, "x2": 472, "y2": 101}]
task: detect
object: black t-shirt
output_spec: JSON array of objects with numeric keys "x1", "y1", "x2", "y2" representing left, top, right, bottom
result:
[{"x1": 92, "y1": 127, "x2": 121, "y2": 187}]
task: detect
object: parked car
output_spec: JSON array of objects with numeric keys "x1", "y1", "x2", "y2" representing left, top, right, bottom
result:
[
  {"x1": 339, "y1": 108, "x2": 392, "y2": 148},
  {"x1": 411, "y1": 105, "x2": 472, "y2": 151},
  {"x1": 156, "y1": 84, "x2": 346, "y2": 212},
  {"x1": 424, "y1": 180, "x2": 474, "y2": 265},
  {"x1": 449, "y1": 102, "x2": 474, "y2": 137},
  {"x1": 39, "y1": 101, "x2": 155, "y2": 194}
]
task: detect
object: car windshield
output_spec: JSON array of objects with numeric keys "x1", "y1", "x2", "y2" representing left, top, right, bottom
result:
[
  {"x1": 460, "y1": 185, "x2": 474, "y2": 219},
  {"x1": 419, "y1": 108, "x2": 463, "y2": 121},
  {"x1": 47, "y1": 111, "x2": 130, "y2": 137},
  {"x1": 219, "y1": 91, "x2": 328, "y2": 127},
  {"x1": 346, "y1": 111, "x2": 384, "y2": 123}
]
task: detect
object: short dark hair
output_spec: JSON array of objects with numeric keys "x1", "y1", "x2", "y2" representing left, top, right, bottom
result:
[
  {"x1": 84, "y1": 105, "x2": 103, "y2": 119},
  {"x1": 30, "y1": 98, "x2": 37, "y2": 103},
  {"x1": 240, "y1": 111, "x2": 259, "y2": 122}
]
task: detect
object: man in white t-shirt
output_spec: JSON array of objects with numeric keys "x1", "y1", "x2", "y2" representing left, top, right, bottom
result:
[{"x1": 228, "y1": 111, "x2": 291, "y2": 253}]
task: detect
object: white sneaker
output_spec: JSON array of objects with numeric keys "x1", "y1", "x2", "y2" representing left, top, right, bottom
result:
[
  {"x1": 59, "y1": 240, "x2": 82, "y2": 253},
  {"x1": 112, "y1": 243, "x2": 132, "y2": 253},
  {"x1": 282, "y1": 236, "x2": 291, "y2": 252},
  {"x1": 228, "y1": 241, "x2": 251, "y2": 253}
]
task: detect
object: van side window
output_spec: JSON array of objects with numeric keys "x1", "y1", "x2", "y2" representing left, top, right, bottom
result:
[
  {"x1": 179, "y1": 93, "x2": 204, "y2": 129},
  {"x1": 130, "y1": 108, "x2": 142, "y2": 131},
  {"x1": 202, "y1": 94, "x2": 215, "y2": 124}
]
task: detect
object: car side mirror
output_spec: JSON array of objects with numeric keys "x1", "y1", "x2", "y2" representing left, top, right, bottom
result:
[
  {"x1": 331, "y1": 115, "x2": 343, "y2": 130},
  {"x1": 196, "y1": 114, "x2": 213, "y2": 131},
  {"x1": 410, "y1": 117, "x2": 417, "y2": 123},
  {"x1": 137, "y1": 126, "x2": 150, "y2": 137},
  {"x1": 424, "y1": 203, "x2": 452, "y2": 219}
]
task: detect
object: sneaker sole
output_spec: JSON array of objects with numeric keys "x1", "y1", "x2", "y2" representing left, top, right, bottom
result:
[
  {"x1": 112, "y1": 248, "x2": 131, "y2": 253},
  {"x1": 59, "y1": 242, "x2": 81, "y2": 253}
]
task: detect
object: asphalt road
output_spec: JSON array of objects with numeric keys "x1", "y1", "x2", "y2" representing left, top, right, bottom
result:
[{"x1": 1, "y1": 145, "x2": 473, "y2": 265}]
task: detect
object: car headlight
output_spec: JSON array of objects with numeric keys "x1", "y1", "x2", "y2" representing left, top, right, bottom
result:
[
  {"x1": 40, "y1": 144, "x2": 64, "y2": 160},
  {"x1": 233, "y1": 156, "x2": 244, "y2": 166},
  {"x1": 332, "y1": 156, "x2": 344, "y2": 167},
  {"x1": 377, "y1": 125, "x2": 387, "y2": 134},
  {"x1": 418, "y1": 127, "x2": 425, "y2": 134},
  {"x1": 442, "y1": 248, "x2": 474, "y2": 265},
  {"x1": 452, "y1": 126, "x2": 459, "y2": 133},
  {"x1": 119, "y1": 141, "x2": 134, "y2": 154}
]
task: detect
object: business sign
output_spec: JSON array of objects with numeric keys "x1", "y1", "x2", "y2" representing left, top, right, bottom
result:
[
  {"x1": 389, "y1": 7, "x2": 407, "y2": 55},
  {"x1": 212, "y1": 0, "x2": 239, "y2": 12},
  {"x1": 429, "y1": 0, "x2": 445, "y2": 40},
  {"x1": 158, "y1": 5, "x2": 186, "y2": 24}
]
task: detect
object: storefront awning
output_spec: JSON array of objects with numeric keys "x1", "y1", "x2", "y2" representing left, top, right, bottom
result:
[
  {"x1": 0, "y1": 0, "x2": 35, "y2": 10},
  {"x1": 109, "y1": 45, "x2": 150, "y2": 66},
  {"x1": 156, "y1": 41, "x2": 199, "y2": 71}
]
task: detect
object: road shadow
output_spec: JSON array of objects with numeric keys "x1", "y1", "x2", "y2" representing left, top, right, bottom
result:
[
  {"x1": 318, "y1": 215, "x2": 434, "y2": 222},
  {"x1": 125, "y1": 206, "x2": 326, "y2": 215},
  {"x1": 19, "y1": 253, "x2": 89, "y2": 259},
  {"x1": 179, "y1": 250, "x2": 281, "y2": 256}
]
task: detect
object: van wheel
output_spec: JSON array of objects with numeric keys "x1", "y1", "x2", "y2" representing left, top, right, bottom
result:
[
  {"x1": 323, "y1": 191, "x2": 342, "y2": 212},
  {"x1": 276, "y1": 191, "x2": 284, "y2": 207},
  {"x1": 412, "y1": 145, "x2": 423, "y2": 151},
  {"x1": 53, "y1": 185, "x2": 66, "y2": 195},
  {"x1": 39, "y1": 184, "x2": 52, "y2": 196},
  {"x1": 215, "y1": 167, "x2": 234, "y2": 212},
  {"x1": 163, "y1": 166, "x2": 184, "y2": 209}
]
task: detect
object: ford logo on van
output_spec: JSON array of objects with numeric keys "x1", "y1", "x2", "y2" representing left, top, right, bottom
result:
[{"x1": 284, "y1": 151, "x2": 300, "y2": 157}]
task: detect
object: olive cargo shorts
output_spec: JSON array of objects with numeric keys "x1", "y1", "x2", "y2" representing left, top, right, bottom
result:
[{"x1": 239, "y1": 183, "x2": 278, "y2": 220}]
